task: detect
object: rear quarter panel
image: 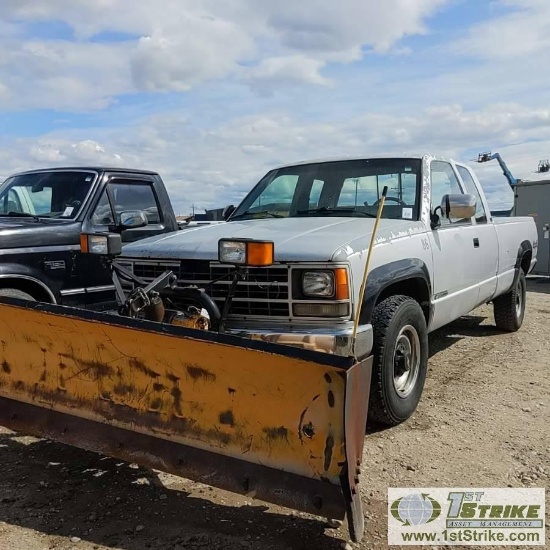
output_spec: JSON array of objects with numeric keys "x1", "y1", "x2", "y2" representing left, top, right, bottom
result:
[{"x1": 493, "y1": 216, "x2": 538, "y2": 296}]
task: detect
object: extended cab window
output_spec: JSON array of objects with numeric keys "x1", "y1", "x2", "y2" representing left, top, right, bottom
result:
[
  {"x1": 456, "y1": 166, "x2": 487, "y2": 224},
  {"x1": 430, "y1": 161, "x2": 471, "y2": 226},
  {"x1": 91, "y1": 181, "x2": 161, "y2": 226},
  {"x1": 338, "y1": 176, "x2": 378, "y2": 207},
  {"x1": 231, "y1": 159, "x2": 421, "y2": 220}
]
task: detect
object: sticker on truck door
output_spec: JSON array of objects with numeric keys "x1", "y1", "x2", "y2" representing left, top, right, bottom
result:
[{"x1": 402, "y1": 208, "x2": 413, "y2": 219}]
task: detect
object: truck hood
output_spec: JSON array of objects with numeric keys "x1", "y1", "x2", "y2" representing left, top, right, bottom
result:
[
  {"x1": 121, "y1": 217, "x2": 422, "y2": 262},
  {"x1": 0, "y1": 217, "x2": 81, "y2": 248}
]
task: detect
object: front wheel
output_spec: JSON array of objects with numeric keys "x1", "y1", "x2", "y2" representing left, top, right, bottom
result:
[
  {"x1": 493, "y1": 271, "x2": 526, "y2": 332},
  {"x1": 368, "y1": 295, "x2": 429, "y2": 426},
  {"x1": 0, "y1": 288, "x2": 35, "y2": 301}
]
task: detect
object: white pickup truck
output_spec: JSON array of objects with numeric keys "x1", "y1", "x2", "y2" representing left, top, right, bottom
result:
[{"x1": 119, "y1": 155, "x2": 538, "y2": 425}]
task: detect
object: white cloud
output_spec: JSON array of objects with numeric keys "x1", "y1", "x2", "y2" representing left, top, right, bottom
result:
[
  {"x1": 28, "y1": 144, "x2": 67, "y2": 164},
  {"x1": 452, "y1": 0, "x2": 550, "y2": 59},
  {"x1": 0, "y1": 40, "x2": 132, "y2": 110},
  {"x1": 266, "y1": 0, "x2": 445, "y2": 55},
  {"x1": 27, "y1": 140, "x2": 121, "y2": 166},
  {"x1": 244, "y1": 55, "x2": 330, "y2": 94},
  {"x1": 0, "y1": 0, "x2": 449, "y2": 109},
  {"x1": 131, "y1": 19, "x2": 254, "y2": 92},
  {"x1": 419, "y1": 104, "x2": 550, "y2": 146}
]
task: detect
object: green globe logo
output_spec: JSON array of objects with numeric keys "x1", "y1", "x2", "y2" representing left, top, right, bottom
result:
[{"x1": 391, "y1": 493, "x2": 441, "y2": 526}]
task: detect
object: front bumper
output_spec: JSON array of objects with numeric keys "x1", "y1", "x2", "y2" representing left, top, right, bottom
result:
[{"x1": 225, "y1": 323, "x2": 374, "y2": 358}]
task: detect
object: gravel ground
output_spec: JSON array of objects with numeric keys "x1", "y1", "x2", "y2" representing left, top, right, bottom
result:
[{"x1": 0, "y1": 278, "x2": 548, "y2": 550}]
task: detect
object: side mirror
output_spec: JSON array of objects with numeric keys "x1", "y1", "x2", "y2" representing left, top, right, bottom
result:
[
  {"x1": 222, "y1": 204, "x2": 235, "y2": 221},
  {"x1": 119, "y1": 210, "x2": 148, "y2": 229},
  {"x1": 441, "y1": 194, "x2": 476, "y2": 220}
]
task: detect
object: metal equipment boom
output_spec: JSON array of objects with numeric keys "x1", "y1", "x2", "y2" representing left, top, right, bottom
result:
[{"x1": 477, "y1": 152, "x2": 518, "y2": 187}]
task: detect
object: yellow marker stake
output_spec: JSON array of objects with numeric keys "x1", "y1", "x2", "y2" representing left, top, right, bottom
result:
[{"x1": 351, "y1": 185, "x2": 388, "y2": 355}]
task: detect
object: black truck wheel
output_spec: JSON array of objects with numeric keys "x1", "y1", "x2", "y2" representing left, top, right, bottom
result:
[
  {"x1": 493, "y1": 270, "x2": 526, "y2": 332},
  {"x1": 368, "y1": 295, "x2": 428, "y2": 426},
  {"x1": 0, "y1": 288, "x2": 35, "y2": 301}
]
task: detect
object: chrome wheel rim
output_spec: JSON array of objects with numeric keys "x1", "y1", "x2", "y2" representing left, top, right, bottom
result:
[
  {"x1": 393, "y1": 325, "x2": 420, "y2": 398},
  {"x1": 516, "y1": 280, "x2": 523, "y2": 319}
]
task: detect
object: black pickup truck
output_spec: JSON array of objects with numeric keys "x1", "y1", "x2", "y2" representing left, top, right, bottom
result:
[{"x1": 0, "y1": 167, "x2": 179, "y2": 309}]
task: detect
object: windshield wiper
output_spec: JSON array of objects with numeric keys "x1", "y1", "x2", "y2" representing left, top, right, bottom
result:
[
  {"x1": 296, "y1": 207, "x2": 377, "y2": 218},
  {"x1": 231, "y1": 210, "x2": 284, "y2": 220},
  {"x1": 0, "y1": 211, "x2": 45, "y2": 222}
]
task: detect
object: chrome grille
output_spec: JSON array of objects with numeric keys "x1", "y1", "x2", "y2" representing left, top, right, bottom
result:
[{"x1": 132, "y1": 260, "x2": 290, "y2": 317}]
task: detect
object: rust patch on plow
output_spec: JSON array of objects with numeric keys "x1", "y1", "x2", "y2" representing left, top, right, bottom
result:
[
  {"x1": 186, "y1": 365, "x2": 216, "y2": 382},
  {"x1": 219, "y1": 410, "x2": 235, "y2": 426},
  {"x1": 263, "y1": 426, "x2": 289, "y2": 442}
]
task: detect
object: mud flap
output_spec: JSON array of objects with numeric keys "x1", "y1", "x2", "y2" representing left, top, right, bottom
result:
[{"x1": 0, "y1": 299, "x2": 372, "y2": 542}]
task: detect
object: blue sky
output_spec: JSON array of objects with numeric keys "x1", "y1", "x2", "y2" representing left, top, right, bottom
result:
[{"x1": 1, "y1": 0, "x2": 549, "y2": 214}]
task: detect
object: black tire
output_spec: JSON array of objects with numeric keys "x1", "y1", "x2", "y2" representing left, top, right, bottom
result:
[
  {"x1": 0, "y1": 288, "x2": 35, "y2": 301},
  {"x1": 368, "y1": 295, "x2": 429, "y2": 426},
  {"x1": 493, "y1": 270, "x2": 526, "y2": 332}
]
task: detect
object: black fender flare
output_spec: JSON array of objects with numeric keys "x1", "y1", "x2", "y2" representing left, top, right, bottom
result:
[
  {"x1": 510, "y1": 240, "x2": 533, "y2": 290},
  {"x1": 358, "y1": 258, "x2": 432, "y2": 325}
]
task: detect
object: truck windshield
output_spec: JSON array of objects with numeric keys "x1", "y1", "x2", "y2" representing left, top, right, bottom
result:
[
  {"x1": 0, "y1": 171, "x2": 97, "y2": 219},
  {"x1": 231, "y1": 158, "x2": 422, "y2": 221}
]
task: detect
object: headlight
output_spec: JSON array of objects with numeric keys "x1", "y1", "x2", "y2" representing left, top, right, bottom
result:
[
  {"x1": 302, "y1": 271, "x2": 335, "y2": 297},
  {"x1": 219, "y1": 241, "x2": 247, "y2": 264},
  {"x1": 88, "y1": 235, "x2": 108, "y2": 254},
  {"x1": 80, "y1": 233, "x2": 122, "y2": 256},
  {"x1": 218, "y1": 239, "x2": 274, "y2": 266}
]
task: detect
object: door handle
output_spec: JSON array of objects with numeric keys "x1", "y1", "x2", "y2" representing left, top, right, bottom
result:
[{"x1": 473, "y1": 238, "x2": 480, "y2": 248}]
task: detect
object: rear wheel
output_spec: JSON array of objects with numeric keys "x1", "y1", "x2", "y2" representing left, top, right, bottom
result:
[
  {"x1": 368, "y1": 295, "x2": 429, "y2": 426},
  {"x1": 0, "y1": 288, "x2": 35, "y2": 301},
  {"x1": 493, "y1": 271, "x2": 526, "y2": 332}
]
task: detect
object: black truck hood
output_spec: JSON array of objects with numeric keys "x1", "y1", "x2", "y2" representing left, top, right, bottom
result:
[{"x1": 0, "y1": 218, "x2": 81, "y2": 248}]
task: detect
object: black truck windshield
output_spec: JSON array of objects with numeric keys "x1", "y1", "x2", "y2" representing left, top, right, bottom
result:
[
  {"x1": 231, "y1": 158, "x2": 422, "y2": 221},
  {"x1": 0, "y1": 170, "x2": 97, "y2": 219}
]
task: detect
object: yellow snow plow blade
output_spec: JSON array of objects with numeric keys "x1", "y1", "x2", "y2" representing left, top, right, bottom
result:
[{"x1": 0, "y1": 299, "x2": 372, "y2": 541}]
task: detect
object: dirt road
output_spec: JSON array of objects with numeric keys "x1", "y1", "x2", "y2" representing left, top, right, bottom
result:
[{"x1": 0, "y1": 279, "x2": 548, "y2": 550}]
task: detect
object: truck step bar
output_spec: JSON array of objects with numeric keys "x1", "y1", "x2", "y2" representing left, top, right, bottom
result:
[{"x1": 0, "y1": 298, "x2": 372, "y2": 542}]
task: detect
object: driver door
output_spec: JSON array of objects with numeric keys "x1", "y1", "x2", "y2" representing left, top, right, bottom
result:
[
  {"x1": 77, "y1": 176, "x2": 164, "y2": 309},
  {"x1": 428, "y1": 160, "x2": 481, "y2": 331}
]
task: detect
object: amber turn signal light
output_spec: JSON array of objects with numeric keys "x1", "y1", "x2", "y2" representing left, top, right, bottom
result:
[{"x1": 334, "y1": 268, "x2": 350, "y2": 300}]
